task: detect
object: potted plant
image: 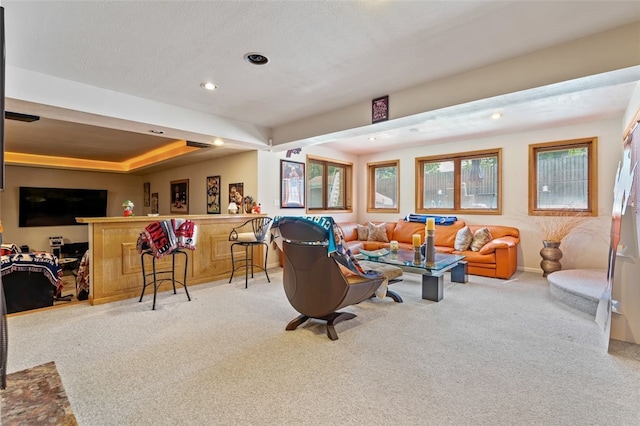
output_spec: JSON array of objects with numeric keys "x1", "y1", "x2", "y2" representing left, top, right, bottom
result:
[{"x1": 534, "y1": 213, "x2": 588, "y2": 277}]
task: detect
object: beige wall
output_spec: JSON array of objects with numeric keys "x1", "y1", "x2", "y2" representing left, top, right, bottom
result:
[
  {"x1": 139, "y1": 150, "x2": 259, "y2": 216},
  {"x1": 358, "y1": 118, "x2": 623, "y2": 273},
  {"x1": 1, "y1": 166, "x2": 142, "y2": 251},
  {"x1": 0, "y1": 116, "x2": 628, "y2": 274}
]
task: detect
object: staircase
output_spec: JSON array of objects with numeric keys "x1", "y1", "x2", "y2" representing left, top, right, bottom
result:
[{"x1": 547, "y1": 269, "x2": 607, "y2": 316}]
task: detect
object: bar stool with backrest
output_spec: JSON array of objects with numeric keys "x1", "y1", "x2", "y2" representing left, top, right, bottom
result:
[
  {"x1": 139, "y1": 249, "x2": 190, "y2": 310},
  {"x1": 137, "y1": 220, "x2": 195, "y2": 310},
  {"x1": 228, "y1": 217, "x2": 272, "y2": 288}
]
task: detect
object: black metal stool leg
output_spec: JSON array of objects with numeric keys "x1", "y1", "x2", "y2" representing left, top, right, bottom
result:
[
  {"x1": 181, "y1": 250, "x2": 191, "y2": 301},
  {"x1": 244, "y1": 243, "x2": 249, "y2": 289},
  {"x1": 151, "y1": 256, "x2": 158, "y2": 310},
  {"x1": 262, "y1": 242, "x2": 270, "y2": 283},
  {"x1": 171, "y1": 252, "x2": 177, "y2": 294},
  {"x1": 229, "y1": 243, "x2": 237, "y2": 283},
  {"x1": 139, "y1": 252, "x2": 148, "y2": 302}
]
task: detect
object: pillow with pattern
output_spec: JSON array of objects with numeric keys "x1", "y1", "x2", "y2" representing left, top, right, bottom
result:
[
  {"x1": 454, "y1": 226, "x2": 474, "y2": 251},
  {"x1": 357, "y1": 224, "x2": 369, "y2": 241},
  {"x1": 367, "y1": 222, "x2": 389, "y2": 242},
  {"x1": 470, "y1": 227, "x2": 493, "y2": 252}
]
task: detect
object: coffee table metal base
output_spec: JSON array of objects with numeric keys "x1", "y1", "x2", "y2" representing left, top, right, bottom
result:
[
  {"x1": 422, "y1": 275, "x2": 444, "y2": 301},
  {"x1": 421, "y1": 261, "x2": 468, "y2": 302}
]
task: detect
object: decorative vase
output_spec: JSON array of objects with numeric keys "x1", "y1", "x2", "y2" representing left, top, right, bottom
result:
[
  {"x1": 413, "y1": 246, "x2": 421, "y2": 266},
  {"x1": 540, "y1": 240, "x2": 562, "y2": 277}
]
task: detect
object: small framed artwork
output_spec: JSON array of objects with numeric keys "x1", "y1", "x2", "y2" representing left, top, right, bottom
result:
[
  {"x1": 372, "y1": 95, "x2": 389, "y2": 123},
  {"x1": 170, "y1": 179, "x2": 189, "y2": 214},
  {"x1": 143, "y1": 182, "x2": 151, "y2": 207},
  {"x1": 151, "y1": 192, "x2": 159, "y2": 214},
  {"x1": 281, "y1": 160, "x2": 305, "y2": 208},
  {"x1": 206, "y1": 175, "x2": 221, "y2": 214},
  {"x1": 229, "y1": 182, "x2": 244, "y2": 209}
]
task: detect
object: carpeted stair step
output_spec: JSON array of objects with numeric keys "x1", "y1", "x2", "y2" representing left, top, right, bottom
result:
[{"x1": 547, "y1": 269, "x2": 607, "y2": 316}]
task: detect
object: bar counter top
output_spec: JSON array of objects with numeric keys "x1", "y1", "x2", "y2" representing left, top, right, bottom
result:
[
  {"x1": 76, "y1": 213, "x2": 257, "y2": 223},
  {"x1": 78, "y1": 214, "x2": 268, "y2": 305}
]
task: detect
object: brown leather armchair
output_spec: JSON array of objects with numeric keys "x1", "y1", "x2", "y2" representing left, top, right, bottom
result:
[{"x1": 275, "y1": 218, "x2": 386, "y2": 340}]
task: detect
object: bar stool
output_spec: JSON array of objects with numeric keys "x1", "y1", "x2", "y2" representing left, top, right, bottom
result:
[
  {"x1": 139, "y1": 249, "x2": 190, "y2": 310},
  {"x1": 229, "y1": 217, "x2": 272, "y2": 288}
]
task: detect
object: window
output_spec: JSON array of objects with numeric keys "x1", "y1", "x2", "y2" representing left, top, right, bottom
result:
[
  {"x1": 416, "y1": 149, "x2": 501, "y2": 214},
  {"x1": 529, "y1": 137, "x2": 597, "y2": 215},
  {"x1": 307, "y1": 155, "x2": 353, "y2": 212},
  {"x1": 367, "y1": 160, "x2": 399, "y2": 213}
]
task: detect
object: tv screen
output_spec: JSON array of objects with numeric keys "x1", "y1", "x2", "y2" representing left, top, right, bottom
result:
[{"x1": 19, "y1": 187, "x2": 108, "y2": 227}]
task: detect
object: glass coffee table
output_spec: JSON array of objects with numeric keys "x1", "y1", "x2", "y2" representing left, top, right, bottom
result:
[{"x1": 357, "y1": 249, "x2": 467, "y2": 302}]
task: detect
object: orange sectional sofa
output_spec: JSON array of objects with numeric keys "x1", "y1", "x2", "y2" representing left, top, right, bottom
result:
[{"x1": 338, "y1": 219, "x2": 520, "y2": 279}]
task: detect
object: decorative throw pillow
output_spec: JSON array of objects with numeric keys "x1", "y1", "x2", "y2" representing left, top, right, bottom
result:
[
  {"x1": 357, "y1": 224, "x2": 369, "y2": 241},
  {"x1": 454, "y1": 226, "x2": 474, "y2": 251},
  {"x1": 470, "y1": 227, "x2": 493, "y2": 252},
  {"x1": 367, "y1": 222, "x2": 389, "y2": 242}
]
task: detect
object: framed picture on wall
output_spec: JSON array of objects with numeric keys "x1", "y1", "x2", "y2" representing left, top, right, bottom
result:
[
  {"x1": 229, "y1": 183, "x2": 244, "y2": 212},
  {"x1": 151, "y1": 192, "x2": 159, "y2": 214},
  {"x1": 170, "y1": 179, "x2": 189, "y2": 214},
  {"x1": 206, "y1": 175, "x2": 221, "y2": 214},
  {"x1": 280, "y1": 160, "x2": 305, "y2": 208},
  {"x1": 143, "y1": 182, "x2": 151, "y2": 207}
]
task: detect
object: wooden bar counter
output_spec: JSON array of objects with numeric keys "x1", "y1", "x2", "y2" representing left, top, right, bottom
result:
[{"x1": 76, "y1": 214, "x2": 265, "y2": 305}]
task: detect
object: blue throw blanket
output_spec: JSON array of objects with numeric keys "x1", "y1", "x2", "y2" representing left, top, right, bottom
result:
[
  {"x1": 271, "y1": 216, "x2": 369, "y2": 276},
  {"x1": 404, "y1": 213, "x2": 458, "y2": 225},
  {"x1": 0, "y1": 252, "x2": 63, "y2": 291}
]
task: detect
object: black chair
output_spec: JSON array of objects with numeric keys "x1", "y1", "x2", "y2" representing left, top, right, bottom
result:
[
  {"x1": 229, "y1": 217, "x2": 272, "y2": 288},
  {"x1": 139, "y1": 249, "x2": 190, "y2": 310},
  {"x1": 275, "y1": 218, "x2": 387, "y2": 340}
]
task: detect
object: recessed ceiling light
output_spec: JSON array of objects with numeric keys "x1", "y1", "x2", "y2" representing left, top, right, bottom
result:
[
  {"x1": 212, "y1": 139, "x2": 224, "y2": 146},
  {"x1": 369, "y1": 137, "x2": 376, "y2": 141},
  {"x1": 491, "y1": 112, "x2": 503, "y2": 120},
  {"x1": 409, "y1": 128, "x2": 421, "y2": 133},
  {"x1": 244, "y1": 52, "x2": 269, "y2": 65},
  {"x1": 200, "y1": 82, "x2": 217, "y2": 90},
  {"x1": 149, "y1": 129, "x2": 165, "y2": 134}
]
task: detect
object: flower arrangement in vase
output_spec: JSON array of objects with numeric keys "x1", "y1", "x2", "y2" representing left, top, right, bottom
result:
[{"x1": 534, "y1": 212, "x2": 588, "y2": 277}]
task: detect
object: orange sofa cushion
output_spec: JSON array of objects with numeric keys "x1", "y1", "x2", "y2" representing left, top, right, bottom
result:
[{"x1": 390, "y1": 219, "x2": 426, "y2": 244}]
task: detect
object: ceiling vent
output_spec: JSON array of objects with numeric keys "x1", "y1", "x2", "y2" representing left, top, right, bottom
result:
[
  {"x1": 186, "y1": 140, "x2": 213, "y2": 148},
  {"x1": 5, "y1": 111, "x2": 40, "y2": 122}
]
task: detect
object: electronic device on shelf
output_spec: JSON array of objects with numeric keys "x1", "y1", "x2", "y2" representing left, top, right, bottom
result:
[{"x1": 49, "y1": 236, "x2": 64, "y2": 258}]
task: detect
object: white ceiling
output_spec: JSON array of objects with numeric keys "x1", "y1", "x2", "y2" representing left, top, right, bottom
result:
[{"x1": 3, "y1": 1, "x2": 640, "y2": 170}]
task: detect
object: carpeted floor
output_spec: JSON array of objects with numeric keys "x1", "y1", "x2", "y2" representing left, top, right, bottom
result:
[
  {"x1": 1, "y1": 361, "x2": 77, "y2": 425},
  {"x1": 3, "y1": 269, "x2": 640, "y2": 425}
]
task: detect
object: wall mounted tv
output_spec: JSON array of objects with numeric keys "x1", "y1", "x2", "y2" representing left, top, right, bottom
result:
[{"x1": 19, "y1": 187, "x2": 108, "y2": 227}]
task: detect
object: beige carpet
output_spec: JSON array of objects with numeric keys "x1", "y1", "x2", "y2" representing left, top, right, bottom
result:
[
  {"x1": 3, "y1": 269, "x2": 640, "y2": 425},
  {"x1": 1, "y1": 361, "x2": 77, "y2": 425}
]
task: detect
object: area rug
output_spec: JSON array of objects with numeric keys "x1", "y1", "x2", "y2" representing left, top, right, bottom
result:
[{"x1": 1, "y1": 361, "x2": 77, "y2": 425}]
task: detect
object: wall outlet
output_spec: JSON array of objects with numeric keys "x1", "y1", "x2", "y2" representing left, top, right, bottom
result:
[{"x1": 273, "y1": 199, "x2": 279, "y2": 207}]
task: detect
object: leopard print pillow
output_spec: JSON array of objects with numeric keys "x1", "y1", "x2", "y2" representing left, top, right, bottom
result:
[
  {"x1": 454, "y1": 226, "x2": 474, "y2": 251},
  {"x1": 470, "y1": 227, "x2": 492, "y2": 252},
  {"x1": 357, "y1": 224, "x2": 369, "y2": 241},
  {"x1": 367, "y1": 222, "x2": 389, "y2": 243}
]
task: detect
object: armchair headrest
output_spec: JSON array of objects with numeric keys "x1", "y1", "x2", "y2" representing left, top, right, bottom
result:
[{"x1": 271, "y1": 216, "x2": 336, "y2": 246}]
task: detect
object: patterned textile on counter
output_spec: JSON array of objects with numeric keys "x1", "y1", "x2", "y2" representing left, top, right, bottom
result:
[
  {"x1": 404, "y1": 213, "x2": 458, "y2": 225},
  {"x1": 0, "y1": 244, "x2": 20, "y2": 256},
  {"x1": 173, "y1": 219, "x2": 198, "y2": 250},
  {"x1": 136, "y1": 219, "x2": 197, "y2": 258},
  {"x1": 0, "y1": 252, "x2": 63, "y2": 292},
  {"x1": 75, "y1": 250, "x2": 90, "y2": 300}
]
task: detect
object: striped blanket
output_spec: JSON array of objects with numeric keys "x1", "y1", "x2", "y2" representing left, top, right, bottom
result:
[{"x1": 136, "y1": 219, "x2": 198, "y2": 258}]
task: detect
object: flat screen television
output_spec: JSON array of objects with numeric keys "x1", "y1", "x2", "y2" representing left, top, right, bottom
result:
[{"x1": 19, "y1": 187, "x2": 108, "y2": 227}]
